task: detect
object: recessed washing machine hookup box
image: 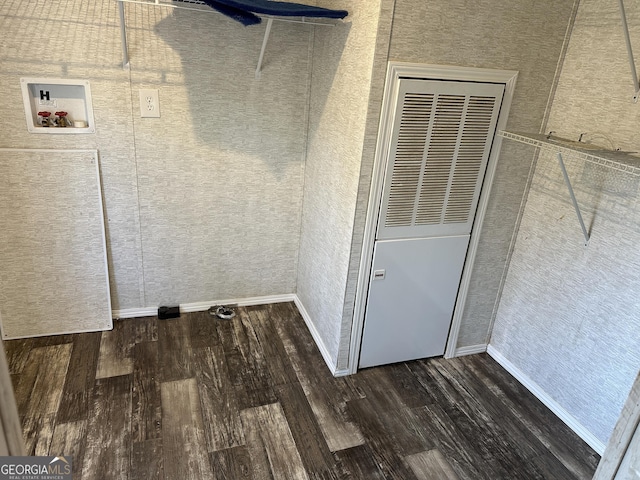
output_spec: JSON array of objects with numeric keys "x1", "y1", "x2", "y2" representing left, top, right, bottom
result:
[{"x1": 20, "y1": 78, "x2": 96, "y2": 134}]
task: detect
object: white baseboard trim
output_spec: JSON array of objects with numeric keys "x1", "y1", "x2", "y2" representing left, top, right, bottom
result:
[
  {"x1": 112, "y1": 307, "x2": 157, "y2": 319},
  {"x1": 179, "y1": 294, "x2": 296, "y2": 313},
  {"x1": 112, "y1": 294, "x2": 296, "y2": 320},
  {"x1": 487, "y1": 345, "x2": 606, "y2": 455},
  {"x1": 292, "y1": 295, "x2": 339, "y2": 376},
  {"x1": 453, "y1": 344, "x2": 487, "y2": 357}
]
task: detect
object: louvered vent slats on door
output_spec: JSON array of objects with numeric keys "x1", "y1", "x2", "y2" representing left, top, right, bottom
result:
[
  {"x1": 444, "y1": 95, "x2": 497, "y2": 224},
  {"x1": 385, "y1": 93, "x2": 434, "y2": 227},
  {"x1": 378, "y1": 80, "x2": 504, "y2": 240},
  {"x1": 416, "y1": 94, "x2": 465, "y2": 226}
]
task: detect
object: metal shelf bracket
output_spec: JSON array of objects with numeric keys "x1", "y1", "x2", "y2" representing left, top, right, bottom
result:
[
  {"x1": 618, "y1": 0, "x2": 640, "y2": 103},
  {"x1": 556, "y1": 152, "x2": 590, "y2": 246},
  {"x1": 118, "y1": 0, "x2": 130, "y2": 68},
  {"x1": 255, "y1": 18, "x2": 273, "y2": 78}
]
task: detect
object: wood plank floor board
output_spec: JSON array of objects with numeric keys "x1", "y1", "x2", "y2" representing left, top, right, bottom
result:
[
  {"x1": 5, "y1": 334, "x2": 73, "y2": 375},
  {"x1": 17, "y1": 343, "x2": 72, "y2": 456},
  {"x1": 189, "y1": 311, "x2": 220, "y2": 349},
  {"x1": 273, "y1": 303, "x2": 365, "y2": 452},
  {"x1": 57, "y1": 331, "x2": 102, "y2": 423},
  {"x1": 49, "y1": 420, "x2": 87, "y2": 476},
  {"x1": 468, "y1": 354, "x2": 601, "y2": 476},
  {"x1": 29, "y1": 334, "x2": 74, "y2": 348},
  {"x1": 247, "y1": 306, "x2": 299, "y2": 387},
  {"x1": 22, "y1": 414, "x2": 55, "y2": 456},
  {"x1": 428, "y1": 399, "x2": 517, "y2": 479},
  {"x1": 348, "y1": 367, "x2": 433, "y2": 457},
  {"x1": 220, "y1": 347, "x2": 277, "y2": 409},
  {"x1": 132, "y1": 340, "x2": 162, "y2": 442},
  {"x1": 530, "y1": 451, "x2": 587, "y2": 480},
  {"x1": 443, "y1": 357, "x2": 586, "y2": 480},
  {"x1": 240, "y1": 402, "x2": 310, "y2": 480},
  {"x1": 407, "y1": 359, "x2": 533, "y2": 478},
  {"x1": 345, "y1": 397, "x2": 421, "y2": 480},
  {"x1": 131, "y1": 438, "x2": 164, "y2": 480},
  {"x1": 444, "y1": 358, "x2": 543, "y2": 460},
  {"x1": 412, "y1": 403, "x2": 489, "y2": 480},
  {"x1": 233, "y1": 380, "x2": 279, "y2": 411},
  {"x1": 192, "y1": 345, "x2": 245, "y2": 452},
  {"x1": 332, "y1": 444, "x2": 387, "y2": 479},
  {"x1": 11, "y1": 360, "x2": 37, "y2": 418},
  {"x1": 14, "y1": 344, "x2": 72, "y2": 419},
  {"x1": 6, "y1": 303, "x2": 599, "y2": 480},
  {"x1": 275, "y1": 303, "x2": 364, "y2": 401},
  {"x1": 4, "y1": 338, "x2": 33, "y2": 374},
  {"x1": 95, "y1": 320, "x2": 134, "y2": 379},
  {"x1": 161, "y1": 378, "x2": 214, "y2": 480},
  {"x1": 427, "y1": 359, "x2": 545, "y2": 478},
  {"x1": 82, "y1": 374, "x2": 132, "y2": 480},
  {"x1": 407, "y1": 359, "x2": 468, "y2": 409},
  {"x1": 379, "y1": 362, "x2": 436, "y2": 409},
  {"x1": 275, "y1": 383, "x2": 340, "y2": 480},
  {"x1": 215, "y1": 310, "x2": 277, "y2": 409},
  {"x1": 209, "y1": 446, "x2": 253, "y2": 480},
  {"x1": 158, "y1": 317, "x2": 194, "y2": 382},
  {"x1": 133, "y1": 316, "x2": 158, "y2": 344},
  {"x1": 405, "y1": 449, "x2": 460, "y2": 480}
]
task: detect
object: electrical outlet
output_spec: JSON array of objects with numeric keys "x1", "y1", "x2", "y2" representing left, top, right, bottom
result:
[{"x1": 139, "y1": 89, "x2": 160, "y2": 118}]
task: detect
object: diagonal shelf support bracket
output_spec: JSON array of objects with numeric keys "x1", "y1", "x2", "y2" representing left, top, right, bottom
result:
[
  {"x1": 255, "y1": 17, "x2": 273, "y2": 78},
  {"x1": 557, "y1": 152, "x2": 590, "y2": 246},
  {"x1": 119, "y1": 0, "x2": 130, "y2": 68},
  {"x1": 618, "y1": 0, "x2": 640, "y2": 103}
]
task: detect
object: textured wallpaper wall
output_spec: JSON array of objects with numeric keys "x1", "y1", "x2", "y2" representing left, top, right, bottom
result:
[
  {"x1": 126, "y1": 4, "x2": 310, "y2": 306},
  {"x1": 0, "y1": 1, "x2": 143, "y2": 310},
  {"x1": 0, "y1": 150, "x2": 112, "y2": 338},
  {"x1": 296, "y1": 0, "x2": 383, "y2": 368},
  {"x1": 491, "y1": 0, "x2": 640, "y2": 445},
  {"x1": 492, "y1": 148, "x2": 640, "y2": 445},
  {"x1": 382, "y1": 0, "x2": 578, "y2": 349},
  {"x1": 301, "y1": 0, "x2": 579, "y2": 370},
  {"x1": 0, "y1": 0, "x2": 312, "y2": 311}
]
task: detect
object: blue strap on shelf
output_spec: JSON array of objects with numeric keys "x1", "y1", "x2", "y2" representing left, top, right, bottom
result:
[{"x1": 201, "y1": 0, "x2": 348, "y2": 25}]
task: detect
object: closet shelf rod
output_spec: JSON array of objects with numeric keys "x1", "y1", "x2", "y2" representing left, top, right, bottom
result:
[{"x1": 618, "y1": 0, "x2": 640, "y2": 102}]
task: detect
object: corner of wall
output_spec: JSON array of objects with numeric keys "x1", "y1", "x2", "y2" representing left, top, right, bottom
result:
[{"x1": 293, "y1": 295, "x2": 339, "y2": 374}]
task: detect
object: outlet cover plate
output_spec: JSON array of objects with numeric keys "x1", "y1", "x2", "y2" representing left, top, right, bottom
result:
[{"x1": 139, "y1": 88, "x2": 160, "y2": 118}]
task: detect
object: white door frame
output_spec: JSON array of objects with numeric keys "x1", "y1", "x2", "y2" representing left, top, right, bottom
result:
[{"x1": 347, "y1": 62, "x2": 518, "y2": 375}]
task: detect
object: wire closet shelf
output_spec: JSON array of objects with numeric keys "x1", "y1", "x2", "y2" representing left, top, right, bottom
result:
[
  {"x1": 498, "y1": 131, "x2": 640, "y2": 177},
  {"x1": 116, "y1": 0, "x2": 343, "y2": 77}
]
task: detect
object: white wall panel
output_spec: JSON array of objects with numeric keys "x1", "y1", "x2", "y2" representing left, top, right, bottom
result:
[
  {"x1": 0, "y1": 0, "x2": 311, "y2": 312},
  {"x1": 492, "y1": 0, "x2": 640, "y2": 445},
  {"x1": 492, "y1": 149, "x2": 640, "y2": 444},
  {"x1": 0, "y1": 149, "x2": 112, "y2": 339},
  {"x1": 296, "y1": 0, "x2": 384, "y2": 369}
]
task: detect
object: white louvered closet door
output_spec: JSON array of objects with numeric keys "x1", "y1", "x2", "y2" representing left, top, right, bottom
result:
[
  {"x1": 360, "y1": 79, "x2": 504, "y2": 369},
  {"x1": 378, "y1": 79, "x2": 504, "y2": 240}
]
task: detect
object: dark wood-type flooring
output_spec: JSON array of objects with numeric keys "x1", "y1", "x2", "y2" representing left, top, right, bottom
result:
[{"x1": 5, "y1": 302, "x2": 600, "y2": 479}]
